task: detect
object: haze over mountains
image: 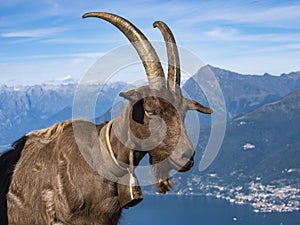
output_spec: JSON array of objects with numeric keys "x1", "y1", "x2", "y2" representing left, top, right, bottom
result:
[
  {"x1": 201, "y1": 88, "x2": 300, "y2": 183},
  {"x1": 0, "y1": 82, "x2": 127, "y2": 146},
  {"x1": 0, "y1": 65, "x2": 299, "y2": 193}
]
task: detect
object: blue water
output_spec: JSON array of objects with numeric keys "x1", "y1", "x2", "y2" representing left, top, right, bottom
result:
[{"x1": 122, "y1": 195, "x2": 299, "y2": 225}]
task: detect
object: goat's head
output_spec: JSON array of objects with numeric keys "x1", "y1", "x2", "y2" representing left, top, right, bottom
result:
[{"x1": 83, "y1": 12, "x2": 212, "y2": 193}]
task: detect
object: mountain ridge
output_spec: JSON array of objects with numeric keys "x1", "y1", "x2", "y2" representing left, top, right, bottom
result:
[
  {"x1": 201, "y1": 87, "x2": 300, "y2": 184},
  {"x1": 1, "y1": 65, "x2": 299, "y2": 148},
  {"x1": 184, "y1": 65, "x2": 300, "y2": 120},
  {"x1": 1, "y1": 66, "x2": 299, "y2": 212}
]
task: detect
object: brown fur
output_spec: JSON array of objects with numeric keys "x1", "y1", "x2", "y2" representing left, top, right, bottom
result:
[
  {"x1": 6, "y1": 13, "x2": 212, "y2": 225},
  {"x1": 8, "y1": 121, "x2": 122, "y2": 225},
  {"x1": 7, "y1": 85, "x2": 202, "y2": 224},
  {"x1": 123, "y1": 87, "x2": 196, "y2": 192}
]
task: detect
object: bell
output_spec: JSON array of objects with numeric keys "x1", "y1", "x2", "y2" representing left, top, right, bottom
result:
[{"x1": 117, "y1": 172, "x2": 143, "y2": 208}]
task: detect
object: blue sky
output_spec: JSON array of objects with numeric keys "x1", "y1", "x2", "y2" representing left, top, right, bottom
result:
[{"x1": 1, "y1": 0, "x2": 300, "y2": 85}]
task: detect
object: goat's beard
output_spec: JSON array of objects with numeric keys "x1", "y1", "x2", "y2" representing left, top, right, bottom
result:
[{"x1": 156, "y1": 178, "x2": 173, "y2": 194}]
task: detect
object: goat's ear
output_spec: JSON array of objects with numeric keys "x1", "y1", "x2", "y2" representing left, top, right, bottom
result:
[
  {"x1": 119, "y1": 89, "x2": 145, "y2": 124},
  {"x1": 186, "y1": 99, "x2": 213, "y2": 114},
  {"x1": 119, "y1": 89, "x2": 140, "y2": 101}
]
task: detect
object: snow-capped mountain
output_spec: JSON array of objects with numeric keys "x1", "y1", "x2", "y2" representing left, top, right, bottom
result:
[
  {"x1": 0, "y1": 82, "x2": 126, "y2": 145},
  {"x1": 0, "y1": 65, "x2": 300, "y2": 211}
]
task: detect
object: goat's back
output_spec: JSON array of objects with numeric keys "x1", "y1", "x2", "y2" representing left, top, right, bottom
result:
[{"x1": 7, "y1": 120, "x2": 121, "y2": 225}]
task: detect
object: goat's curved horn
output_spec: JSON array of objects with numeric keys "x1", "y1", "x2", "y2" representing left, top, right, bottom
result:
[
  {"x1": 83, "y1": 12, "x2": 166, "y2": 89},
  {"x1": 153, "y1": 21, "x2": 180, "y2": 91}
]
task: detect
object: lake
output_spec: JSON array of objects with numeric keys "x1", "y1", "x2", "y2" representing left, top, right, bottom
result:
[{"x1": 122, "y1": 195, "x2": 299, "y2": 225}]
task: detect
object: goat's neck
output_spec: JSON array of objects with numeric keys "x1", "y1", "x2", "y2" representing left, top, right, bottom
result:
[{"x1": 108, "y1": 103, "x2": 147, "y2": 167}]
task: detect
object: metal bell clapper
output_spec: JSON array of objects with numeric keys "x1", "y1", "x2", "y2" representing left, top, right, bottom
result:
[{"x1": 117, "y1": 171, "x2": 143, "y2": 209}]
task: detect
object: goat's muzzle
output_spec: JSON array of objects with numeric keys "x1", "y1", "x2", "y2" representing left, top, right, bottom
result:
[
  {"x1": 178, "y1": 157, "x2": 194, "y2": 172},
  {"x1": 169, "y1": 151, "x2": 195, "y2": 172}
]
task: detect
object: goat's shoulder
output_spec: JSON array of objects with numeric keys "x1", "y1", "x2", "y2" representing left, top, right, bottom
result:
[{"x1": 55, "y1": 119, "x2": 107, "y2": 152}]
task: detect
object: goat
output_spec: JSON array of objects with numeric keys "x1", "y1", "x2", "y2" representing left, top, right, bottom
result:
[
  {"x1": 2, "y1": 12, "x2": 212, "y2": 225},
  {"x1": 0, "y1": 137, "x2": 27, "y2": 224}
]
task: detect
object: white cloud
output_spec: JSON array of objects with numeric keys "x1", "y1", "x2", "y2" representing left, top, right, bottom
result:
[
  {"x1": 233, "y1": 5, "x2": 300, "y2": 27},
  {"x1": 0, "y1": 52, "x2": 105, "y2": 62},
  {"x1": 1, "y1": 27, "x2": 66, "y2": 38},
  {"x1": 203, "y1": 27, "x2": 300, "y2": 43},
  {"x1": 49, "y1": 75, "x2": 75, "y2": 84},
  {"x1": 0, "y1": 55, "x2": 98, "y2": 85},
  {"x1": 204, "y1": 27, "x2": 239, "y2": 40},
  {"x1": 176, "y1": 3, "x2": 300, "y2": 29},
  {"x1": 1, "y1": 0, "x2": 300, "y2": 84}
]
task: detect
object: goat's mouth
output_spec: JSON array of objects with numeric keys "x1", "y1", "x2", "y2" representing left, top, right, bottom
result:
[
  {"x1": 169, "y1": 157, "x2": 194, "y2": 172},
  {"x1": 150, "y1": 155, "x2": 194, "y2": 194},
  {"x1": 155, "y1": 158, "x2": 194, "y2": 194}
]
